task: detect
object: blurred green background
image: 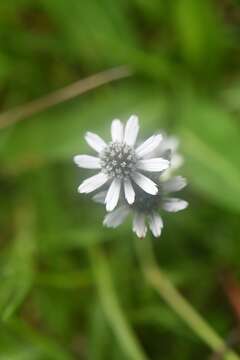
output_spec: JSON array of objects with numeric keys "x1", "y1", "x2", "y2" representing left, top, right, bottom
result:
[{"x1": 0, "y1": 0, "x2": 240, "y2": 359}]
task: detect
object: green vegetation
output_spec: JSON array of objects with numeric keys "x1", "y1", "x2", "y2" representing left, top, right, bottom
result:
[{"x1": 0, "y1": 1, "x2": 240, "y2": 359}]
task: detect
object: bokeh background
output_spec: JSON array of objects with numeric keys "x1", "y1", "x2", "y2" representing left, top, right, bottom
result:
[{"x1": 0, "y1": 1, "x2": 240, "y2": 359}]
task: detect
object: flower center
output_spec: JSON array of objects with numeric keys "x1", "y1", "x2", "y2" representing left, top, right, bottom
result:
[
  {"x1": 132, "y1": 193, "x2": 160, "y2": 213},
  {"x1": 132, "y1": 184, "x2": 163, "y2": 213},
  {"x1": 100, "y1": 142, "x2": 137, "y2": 179}
]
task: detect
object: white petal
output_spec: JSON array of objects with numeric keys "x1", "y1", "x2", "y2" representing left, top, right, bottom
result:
[
  {"x1": 124, "y1": 115, "x2": 139, "y2": 146},
  {"x1": 136, "y1": 134, "x2": 162, "y2": 158},
  {"x1": 171, "y1": 154, "x2": 184, "y2": 170},
  {"x1": 137, "y1": 158, "x2": 169, "y2": 172},
  {"x1": 74, "y1": 155, "x2": 101, "y2": 169},
  {"x1": 103, "y1": 206, "x2": 129, "y2": 228},
  {"x1": 162, "y1": 176, "x2": 187, "y2": 193},
  {"x1": 163, "y1": 198, "x2": 188, "y2": 212},
  {"x1": 78, "y1": 172, "x2": 108, "y2": 194},
  {"x1": 148, "y1": 212, "x2": 163, "y2": 237},
  {"x1": 124, "y1": 178, "x2": 135, "y2": 204},
  {"x1": 161, "y1": 136, "x2": 179, "y2": 153},
  {"x1": 92, "y1": 191, "x2": 107, "y2": 204},
  {"x1": 85, "y1": 132, "x2": 107, "y2": 153},
  {"x1": 111, "y1": 119, "x2": 123, "y2": 142},
  {"x1": 133, "y1": 213, "x2": 147, "y2": 238},
  {"x1": 132, "y1": 172, "x2": 158, "y2": 195},
  {"x1": 105, "y1": 179, "x2": 121, "y2": 212}
]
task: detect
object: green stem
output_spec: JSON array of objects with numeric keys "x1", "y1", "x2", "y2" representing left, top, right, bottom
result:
[
  {"x1": 135, "y1": 238, "x2": 240, "y2": 360},
  {"x1": 89, "y1": 247, "x2": 148, "y2": 360}
]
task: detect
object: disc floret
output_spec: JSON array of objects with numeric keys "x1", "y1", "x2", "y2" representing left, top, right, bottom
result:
[
  {"x1": 100, "y1": 141, "x2": 138, "y2": 179},
  {"x1": 132, "y1": 191, "x2": 160, "y2": 213}
]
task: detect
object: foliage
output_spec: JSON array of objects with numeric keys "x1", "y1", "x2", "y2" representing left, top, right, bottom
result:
[{"x1": 0, "y1": 0, "x2": 240, "y2": 359}]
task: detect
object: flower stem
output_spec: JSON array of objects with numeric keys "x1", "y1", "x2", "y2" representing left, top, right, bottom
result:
[
  {"x1": 89, "y1": 246, "x2": 148, "y2": 360},
  {"x1": 134, "y1": 237, "x2": 240, "y2": 360},
  {"x1": 0, "y1": 65, "x2": 132, "y2": 130}
]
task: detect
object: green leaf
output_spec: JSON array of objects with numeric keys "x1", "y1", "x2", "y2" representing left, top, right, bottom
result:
[
  {"x1": 179, "y1": 97, "x2": 240, "y2": 212},
  {"x1": 0, "y1": 209, "x2": 35, "y2": 321},
  {"x1": 40, "y1": 0, "x2": 138, "y2": 65},
  {"x1": 172, "y1": 0, "x2": 225, "y2": 71},
  {"x1": 4, "y1": 319, "x2": 74, "y2": 360}
]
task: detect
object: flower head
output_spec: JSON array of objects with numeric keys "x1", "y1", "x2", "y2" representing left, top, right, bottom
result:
[
  {"x1": 95, "y1": 175, "x2": 188, "y2": 238},
  {"x1": 74, "y1": 115, "x2": 170, "y2": 211}
]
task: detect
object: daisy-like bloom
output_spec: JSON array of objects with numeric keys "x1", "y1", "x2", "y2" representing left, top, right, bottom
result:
[
  {"x1": 74, "y1": 115, "x2": 170, "y2": 212},
  {"x1": 94, "y1": 176, "x2": 188, "y2": 238}
]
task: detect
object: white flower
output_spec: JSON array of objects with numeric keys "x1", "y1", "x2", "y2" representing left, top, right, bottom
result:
[
  {"x1": 94, "y1": 176, "x2": 188, "y2": 238},
  {"x1": 74, "y1": 115, "x2": 170, "y2": 211}
]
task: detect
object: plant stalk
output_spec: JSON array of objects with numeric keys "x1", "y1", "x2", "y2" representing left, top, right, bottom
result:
[
  {"x1": 89, "y1": 246, "x2": 148, "y2": 360},
  {"x1": 135, "y1": 238, "x2": 240, "y2": 360},
  {"x1": 0, "y1": 65, "x2": 132, "y2": 130}
]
